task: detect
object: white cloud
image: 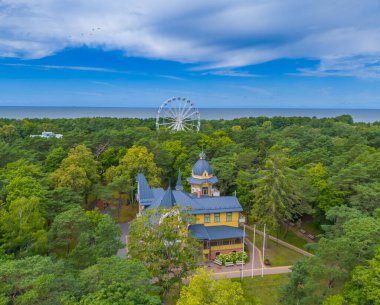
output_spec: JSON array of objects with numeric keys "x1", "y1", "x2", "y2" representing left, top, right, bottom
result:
[
  {"x1": 1, "y1": 0, "x2": 380, "y2": 77},
  {"x1": 4, "y1": 63, "x2": 123, "y2": 73}
]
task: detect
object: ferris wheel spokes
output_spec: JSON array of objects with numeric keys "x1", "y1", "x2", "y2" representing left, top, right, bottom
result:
[{"x1": 156, "y1": 97, "x2": 200, "y2": 132}]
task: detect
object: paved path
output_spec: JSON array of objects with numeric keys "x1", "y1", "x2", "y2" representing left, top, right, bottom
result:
[
  {"x1": 213, "y1": 266, "x2": 291, "y2": 279},
  {"x1": 117, "y1": 222, "x2": 130, "y2": 257}
]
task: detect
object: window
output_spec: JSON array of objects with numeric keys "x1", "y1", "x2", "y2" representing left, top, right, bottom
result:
[
  {"x1": 223, "y1": 240, "x2": 230, "y2": 245},
  {"x1": 226, "y1": 212, "x2": 232, "y2": 222},
  {"x1": 214, "y1": 213, "x2": 220, "y2": 222},
  {"x1": 202, "y1": 187, "x2": 208, "y2": 195},
  {"x1": 204, "y1": 214, "x2": 210, "y2": 223}
]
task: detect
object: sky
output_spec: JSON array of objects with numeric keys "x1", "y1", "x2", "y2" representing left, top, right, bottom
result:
[{"x1": 1, "y1": 0, "x2": 380, "y2": 108}]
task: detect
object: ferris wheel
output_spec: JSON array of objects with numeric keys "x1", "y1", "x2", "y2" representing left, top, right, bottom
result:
[{"x1": 156, "y1": 97, "x2": 200, "y2": 132}]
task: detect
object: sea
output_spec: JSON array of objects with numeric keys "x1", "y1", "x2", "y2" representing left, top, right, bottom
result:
[{"x1": 0, "y1": 107, "x2": 379, "y2": 123}]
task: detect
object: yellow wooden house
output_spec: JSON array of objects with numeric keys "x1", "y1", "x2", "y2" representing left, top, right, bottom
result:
[{"x1": 137, "y1": 152, "x2": 245, "y2": 260}]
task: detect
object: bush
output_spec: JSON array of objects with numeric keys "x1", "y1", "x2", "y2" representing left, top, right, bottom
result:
[{"x1": 216, "y1": 251, "x2": 248, "y2": 265}]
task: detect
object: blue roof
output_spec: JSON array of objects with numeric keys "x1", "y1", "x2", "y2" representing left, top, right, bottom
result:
[
  {"x1": 160, "y1": 187, "x2": 176, "y2": 208},
  {"x1": 137, "y1": 173, "x2": 154, "y2": 204},
  {"x1": 187, "y1": 176, "x2": 218, "y2": 185},
  {"x1": 175, "y1": 169, "x2": 183, "y2": 191},
  {"x1": 192, "y1": 159, "x2": 214, "y2": 176},
  {"x1": 147, "y1": 190, "x2": 242, "y2": 214},
  {"x1": 192, "y1": 196, "x2": 243, "y2": 214},
  {"x1": 189, "y1": 224, "x2": 210, "y2": 240},
  {"x1": 189, "y1": 224, "x2": 244, "y2": 240}
]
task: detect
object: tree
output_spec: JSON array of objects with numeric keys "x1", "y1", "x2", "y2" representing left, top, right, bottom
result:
[
  {"x1": 105, "y1": 145, "x2": 161, "y2": 187},
  {"x1": 211, "y1": 154, "x2": 238, "y2": 195},
  {"x1": 307, "y1": 163, "x2": 345, "y2": 213},
  {"x1": 48, "y1": 145, "x2": 99, "y2": 201},
  {"x1": 5, "y1": 176, "x2": 45, "y2": 203},
  {"x1": 69, "y1": 282, "x2": 162, "y2": 305},
  {"x1": 280, "y1": 207, "x2": 380, "y2": 305},
  {"x1": 177, "y1": 268, "x2": 253, "y2": 305},
  {"x1": 129, "y1": 206, "x2": 200, "y2": 293},
  {"x1": 70, "y1": 256, "x2": 162, "y2": 305},
  {"x1": 45, "y1": 146, "x2": 67, "y2": 172},
  {"x1": 48, "y1": 206, "x2": 91, "y2": 259},
  {"x1": 236, "y1": 170, "x2": 256, "y2": 213},
  {"x1": 0, "y1": 124, "x2": 17, "y2": 142},
  {"x1": 251, "y1": 145, "x2": 306, "y2": 233},
  {"x1": 349, "y1": 182, "x2": 380, "y2": 215},
  {"x1": 45, "y1": 187, "x2": 83, "y2": 223},
  {"x1": 48, "y1": 207, "x2": 122, "y2": 268},
  {"x1": 341, "y1": 249, "x2": 380, "y2": 305},
  {"x1": 0, "y1": 255, "x2": 75, "y2": 305},
  {"x1": 0, "y1": 196, "x2": 47, "y2": 256}
]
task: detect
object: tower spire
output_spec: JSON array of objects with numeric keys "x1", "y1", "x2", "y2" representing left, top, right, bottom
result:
[{"x1": 175, "y1": 169, "x2": 183, "y2": 191}]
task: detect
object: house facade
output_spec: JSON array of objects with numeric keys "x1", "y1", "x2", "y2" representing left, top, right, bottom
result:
[{"x1": 136, "y1": 152, "x2": 245, "y2": 260}]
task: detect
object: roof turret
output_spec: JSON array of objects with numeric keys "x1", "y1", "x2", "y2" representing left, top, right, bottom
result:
[
  {"x1": 192, "y1": 152, "x2": 213, "y2": 176},
  {"x1": 176, "y1": 169, "x2": 183, "y2": 191}
]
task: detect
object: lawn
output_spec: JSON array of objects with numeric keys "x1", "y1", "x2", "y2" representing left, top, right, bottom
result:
[
  {"x1": 233, "y1": 273, "x2": 289, "y2": 305},
  {"x1": 272, "y1": 226, "x2": 310, "y2": 249},
  {"x1": 246, "y1": 230, "x2": 306, "y2": 266}
]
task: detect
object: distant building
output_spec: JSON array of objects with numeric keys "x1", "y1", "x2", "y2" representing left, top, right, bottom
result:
[
  {"x1": 136, "y1": 152, "x2": 245, "y2": 260},
  {"x1": 30, "y1": 131, "x2": 63, "y2": 139}
]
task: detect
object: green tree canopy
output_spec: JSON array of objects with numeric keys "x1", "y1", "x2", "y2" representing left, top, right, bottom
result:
[
  {"x1": 177, "y1": 268, "x2": 253, "y2": 305},
  {"x1": 251, "y1": 145, "x2": 307, "y2": 231},
  {"x1": 48, "y1": 145, "x2": 99, "y2": 197},
  {"x1": 0, "y1": 196, "x2": 47, "y2": 256},
  {"x1": 129, "y1": 206, "x2": 200, "y2": 293},
  {"x1": 105, "y1": 145, "x2": 161, "y2": 187}
]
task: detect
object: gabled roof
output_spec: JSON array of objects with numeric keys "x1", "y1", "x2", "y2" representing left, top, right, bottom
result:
[
  {"x1": 160, "y1": 187, "x2": 176, "y2": 208},
  {"x1": 189, "y1": 224, "x2": 244, "y2": 240},
  {"x1": 136, "y1": 173, "x2": 154, "y2": 204}
]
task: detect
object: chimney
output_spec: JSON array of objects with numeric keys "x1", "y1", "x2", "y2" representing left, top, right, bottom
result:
[{"x1": 197, "y1": 191, "x2": 201, "y2": 198}]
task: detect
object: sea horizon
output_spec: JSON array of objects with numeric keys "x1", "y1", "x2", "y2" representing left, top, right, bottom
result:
[{"x1": 0, "y1": 106, "x2": 379, "y2": 123}]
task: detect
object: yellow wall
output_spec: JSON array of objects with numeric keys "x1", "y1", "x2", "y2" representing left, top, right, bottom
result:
[
  {"x1": 195, "y1": 212, "x2": 240, "y2": 227},
  {"x1": 211, "y1": 243, "x2": 243, "y2": 251}
]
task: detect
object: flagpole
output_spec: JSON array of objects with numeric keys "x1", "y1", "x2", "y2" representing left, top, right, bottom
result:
[
  {"x1": 261, "y1": 224, "x2": 266, "y2": 277},
  {"x1": 251, "y1": 224, "x2": 256, "y2": 278},
  {"x1": 241, "y1": 224, "x2": 246, "y2": 281}
]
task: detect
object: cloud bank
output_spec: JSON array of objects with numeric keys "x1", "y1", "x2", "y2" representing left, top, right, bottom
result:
[{"x1": 1, "y1": 0, "x2": 380, "y2": 76}]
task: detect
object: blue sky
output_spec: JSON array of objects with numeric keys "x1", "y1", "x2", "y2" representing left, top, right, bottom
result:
[{"x1": 1, "y1": 0, "x2": 380, "y2": 108}]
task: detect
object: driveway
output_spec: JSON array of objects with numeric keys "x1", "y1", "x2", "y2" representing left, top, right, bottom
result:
[{"x1": 117, "y1": 222, "x2": 130, "y2": 257}]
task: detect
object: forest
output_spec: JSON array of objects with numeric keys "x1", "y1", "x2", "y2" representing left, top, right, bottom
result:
[{"x1": 0, "y1": 114, "x2": 379, "y2": 305}]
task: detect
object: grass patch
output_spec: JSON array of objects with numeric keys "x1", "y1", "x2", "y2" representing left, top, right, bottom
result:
[
  {"x1": 246, "y1": 230, "x2": 305, "y2": 266},
  {"x1": 234, "y1": 273, "x2": 289, "y2": 305},
  {"x1": 272, "y1": 226, "x2": 309, "y2": 249}
]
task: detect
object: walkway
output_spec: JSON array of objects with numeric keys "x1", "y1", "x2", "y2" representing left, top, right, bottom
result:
[
  {"x1": 213, "y1": 266, "x2": 291, "y2": 279},
  {"x1": 206, "y1": 238, "x2": 291, "y2": 278},
  {"x1": 117, "y1": 222, "x2": 130, "y2": 257}
]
